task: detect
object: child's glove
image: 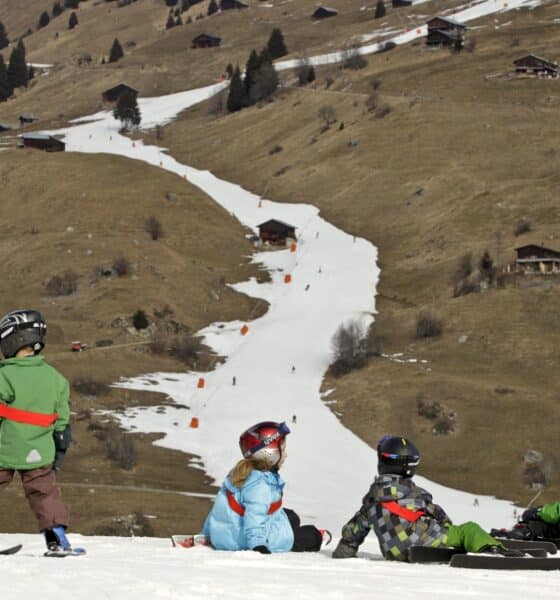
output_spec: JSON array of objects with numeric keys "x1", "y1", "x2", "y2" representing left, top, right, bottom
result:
[
  {"x1": 53, "y1": 426, "x2": 72, "y2": 472},
  {"x1": 252, "y1": 545, "x2": 271, "y2": 554},
  {"x1": 521, "y1": 507, "x2": 541, "y2": 522},
  {"x1": 332, "y1": 540, "x2": 357, "y2": 559}
]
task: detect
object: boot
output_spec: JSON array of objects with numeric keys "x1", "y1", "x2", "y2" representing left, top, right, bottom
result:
[
  {"x1": 480, "y1": 545, "x2": 526, "y2": 558},
  {"x1": 44, "y1": 525, "x2": 72, "y2": 552}
]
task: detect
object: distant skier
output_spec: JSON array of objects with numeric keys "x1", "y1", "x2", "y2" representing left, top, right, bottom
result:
[
  {"x1": 291, "y1": 366, "x2": 296, "y2": 374},
  {"x1": 473, "y1": 498, "x2": 479, "y2": 507},
  {"x1": 202, "y1": 421, "x2": 330, "y2": 553},
  {"x1": 305, "y1": 284, "x2": 310, "y2": 291},
  {"x1": 232, "y1": 376, "x2": 236, "y2": 386},
  {"x1": 491, "y1": 502, "x2": 560, "y2": 541},
  {"x1": 0, "y1": 310, "x2": 76, "y2": 554},
  {"x1": 332, "y1": 435, "x2": 523, "y2": 561},
  {"x1": 292, "y1": 414, "x2": 297, "y2": 424}
]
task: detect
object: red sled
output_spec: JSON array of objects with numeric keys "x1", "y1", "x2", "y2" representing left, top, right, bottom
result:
[{"x1": 171, "y1": 534, "x2": 210, "y2": 548}]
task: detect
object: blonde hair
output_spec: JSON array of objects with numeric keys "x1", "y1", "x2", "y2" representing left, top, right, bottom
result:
[{"x1": 230, "y1": 458, "x2": 272, "y2": 488}]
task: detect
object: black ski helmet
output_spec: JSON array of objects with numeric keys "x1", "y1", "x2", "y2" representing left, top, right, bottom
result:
[
  {"x1": 377, "y1": 435, "x2": 420, "y2": 478},
  {"x1": 0, "y1": 309, "x2": 47, "y2": 358}
]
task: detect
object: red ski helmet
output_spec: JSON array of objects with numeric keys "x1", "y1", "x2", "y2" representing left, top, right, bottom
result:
[{"x1": 239, "y1": 421, "x2": 290, "y2": 467}]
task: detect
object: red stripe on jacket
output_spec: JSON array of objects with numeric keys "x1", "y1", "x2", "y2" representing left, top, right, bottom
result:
[
  {"x1": 226, "y1": 489, "x2": 282, "y2": 516},
  {"x1": 381, "y1": 500, "x2": 425, "y2": 522},
  {"x1": 0, "y1": 403, "x2": 58, "y2": 427}
]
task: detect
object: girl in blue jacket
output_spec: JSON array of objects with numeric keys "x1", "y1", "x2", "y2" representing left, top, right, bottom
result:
[{"x1": 203, "y1": 421, "x2": 325, "y2": 553}]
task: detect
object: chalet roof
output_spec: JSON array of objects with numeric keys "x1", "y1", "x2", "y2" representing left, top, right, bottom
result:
[
  {"x1": 515, "y1": 244, "x2": 560, "y2": 254},
  {"x1": 427, "y1": 16, "x2": 466, "y2": 28},
  {"x1": 21, "y1": 133, "x2": 52, "y2": 140},
  {"x1": 312, "y1": 6, "x2": 338, "y2": 15},
  {"x1": 192, "y1": 33, "x2": 222, "y2": 42},
  {"x1": 257, "y1": 219, "x2": 297, "y2": 230},
  {"x1": 513, "y1": 54, "x2": 558, "y2": 68}
]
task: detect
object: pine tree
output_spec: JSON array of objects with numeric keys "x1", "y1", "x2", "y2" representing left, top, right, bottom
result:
[
  {"x1": 64, "y1": 0, "x2": 80, "y2": 8},
  {"x1": 307, "y1": 65, "x2": 315, "y2": 83},
  {"x1": 374, "y1": 0, "x2": 386, "y2": 19},
  {"x1": 52, "y1": 2, "x2": 64, "y2": 18},
  {"x1": 227, "y1": 66, "x2": 245, "y2": 112},
  {"x1": 267, "y1": 28, "x2": 287, "y2": 60},
  {"x1": 165, "y1": 14, "x2": 175, "y2": 29},
  {"x1": 0, "y1": 22, "x2": 8, "y2": 51},
  {"x1": 7, "y1": 39, "x2": 29, "y2": 89},
  {"x1": 165, "y1": 0, "x2": 178, "y2": 5},
  {"x1": 250, "y1": 50, "x2": 277, "y2": 103},
  {"x1": 0, "y1": 54, "x2": 12, "y2": 102},
  {"x1": 68, "y1": 11, "x2": 78, "y2": 29},
  {"x1": 208, "y1": 0, "x2": 218, "y2": 15},
  {"x1": 181, "y1": 0, "x2": 190, "y2": 12},
  {"x1": 243, "y1": 49, "x2": 260, "y2": 96},
  {"x1": 38, "y1": 11, "x2": 51, "y2": 29},
  {"x1": 225, "y1": 63, "x2": 233, "y2": 79},
  {"x1": 108, "y1": 38, "x2": 124, "y2": 63},
  {"x1": 113, "y1": 90, "x2": 141, "y2": 131},
  {"x1": 28, "y1": 64, "x2": 35, "y2": 81}
]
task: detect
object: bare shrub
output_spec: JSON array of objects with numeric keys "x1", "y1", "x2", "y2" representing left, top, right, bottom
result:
[
  {"x1": 46, "y1": 271, "x2": 78, "y2": 296},
  {"x1": 417, "y1": 396, "x2": 443, "y2": 420},
  {"x1": 269, "y1": 145, "x2": 283, "y2": 155},
  {"x1": 318, "y1": 105, "x2": 337, "y2": 127},
  {"x1": 90, "y1": 511, "x2": 154, "y2": 537},
  {"x1": 170, "y1": 335, "x2": 204, "y2": 366},
  {"x1": 453, "y1": 252, "x2": 473, "y2": 284},
  {"x1": 375, "y1": 105, "x2": 391, "y2": 119},
  {"x1": 329, "y1": 320, "x2": 368, "y2": 376},
  {"x1": 453, "y1": 271, "x2": 480, "y2": 297},
  {"x1": 155, "y1": 125, "x2": 164, "y2": 141},
  {"x1": 208, "y1": 91, "x2": 226, "y2": 116},
  {"x1": 465, "y1": 38, "x2": 476, "y2": 53},
  {"x1": 145, "y1": 216, "x2": 163, "y2": 240},
  {"x1": 73, "y1": 378, "x2": 110, "y2": 398},
  {"x1": 524, "y1": 463, "x2": 546, "y2": 488},
  {"x1": 432, "y1": 414, "x2": 455, "y2": 435},
  {"x1": 104, "y1": 429, "x2": 136, "y2": 470},
  {"x1": 367, "y1": 334, "x2": 385, "y2": 357},
  {"x1": 370, "y1": 78, "x2": 381, "y2": 91},
  {"x1": 380, "y1": 41, "x2": 396, "y2": 53},
  {"x1": 514, "y1": 217, "x2": 532, "y2": 236},
  {"x1": 366, "y1": 91, "x2": 379, "y2": 113},
  {"x1": 415, "y1": 311, "x2": 443, "y2": 339},
  {"x1": 479, "y1": 250, "x2": 496, "y2": 284},
  {"x1": 342, "y1": 46, "x2": 368, "y2": 70},
  {"x1": 296, "y1": 59, "x2": 315, "y2": 85},
  {"x1": 113, "y1": 256, "x2": 131, "y2": 276}
]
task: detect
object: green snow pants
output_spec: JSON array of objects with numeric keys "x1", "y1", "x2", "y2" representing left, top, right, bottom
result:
[{"x1": 445, "y1": 521, "x2": 501, "y2": 553}]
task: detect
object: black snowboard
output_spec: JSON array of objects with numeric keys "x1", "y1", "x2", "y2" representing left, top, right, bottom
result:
[
  {"x1": 450, "y1": 554, "x2": 560, "y2": 570},
  {"x1": 0, "y1": 544, "x2": 22, "y2": 556},
  {"x1": 409, "y1": 546, "x2": 464, "y2": 563},
  {"x1": 500, "y1": 538, "x2": 557, "y2": 555}
]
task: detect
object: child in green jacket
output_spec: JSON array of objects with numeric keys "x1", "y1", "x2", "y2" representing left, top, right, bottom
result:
[
  {"x1": 493, "y1": 502, "x2": 560, "y2": 541},
  {"x1": 0, "y1": 309, "x2": 75, "y2": 553}
]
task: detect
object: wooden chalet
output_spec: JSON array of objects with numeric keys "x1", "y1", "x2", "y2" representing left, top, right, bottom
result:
[
  {"x1": 19, "y1": 115, "x2": 40, "y2": 126},
  {"x1": 0, "y1": 123, "x2": 13, "y2": 132},
  {"x1": 426, "y1": 16, "x2": 466, "y2": 46},
  {"x1": 101, "y1": 83, "x2": 139, "y2": 103},
  {"x1": 191, "y1": 34, "x2": 222, "y2": 49},
  {"x1": 21, "y1": 133, "x2": 65, "y2": 152},
  {"x1": 257, "y1": 219, "x2": 297, "y2": 245},
  {"x1": 392, "y1": 0, "x2": 412, "y2": 6},
  {"x1": 515, "y1": 244, "x2": 560, "y2": 274},
  {"x1": 312, "y1": 6, "x2": 338, "y2": 19},
  {"x1": 514, "y1": 55, "x2": 558, "y2": 78},
  {"x1": 219, "y1": 0, "x2": 248, "y2": 9}
]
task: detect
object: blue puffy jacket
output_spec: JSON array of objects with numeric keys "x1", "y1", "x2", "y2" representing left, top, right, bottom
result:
[{"x1": 202, "y1": 469, "x2": 294, "y2": 552}]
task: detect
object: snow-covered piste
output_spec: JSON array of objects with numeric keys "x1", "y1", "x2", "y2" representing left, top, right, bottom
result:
[{"x1": 3, "y1": 1, "x2": 555, "y2": 596}]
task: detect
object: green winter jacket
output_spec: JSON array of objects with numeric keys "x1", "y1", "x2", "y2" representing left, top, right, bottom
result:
[
  {"x1": 538, "y1": 503, "x2": 560, "y2": 524},
  {"x1": 0, "y1": 355, "x2": 70, "y2": 470}
]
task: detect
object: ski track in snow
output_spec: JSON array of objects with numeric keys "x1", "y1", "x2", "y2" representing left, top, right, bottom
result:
[{"x1": 3, "y1": 2, "x2": 553, "y2": 596}]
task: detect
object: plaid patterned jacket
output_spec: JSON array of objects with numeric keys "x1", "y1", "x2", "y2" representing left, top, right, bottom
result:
[{"x1": 340, "y1": 474, "x2": 452, "y2": 561}]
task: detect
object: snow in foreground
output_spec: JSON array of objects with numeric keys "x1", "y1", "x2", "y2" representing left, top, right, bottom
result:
[{"x1": 1, "y1": 534, "x2": 558, "y2": 600}]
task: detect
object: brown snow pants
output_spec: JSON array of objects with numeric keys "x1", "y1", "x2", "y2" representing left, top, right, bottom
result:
[{"x1": 0, "y1": 466, "x2": 69, "y2": 531}]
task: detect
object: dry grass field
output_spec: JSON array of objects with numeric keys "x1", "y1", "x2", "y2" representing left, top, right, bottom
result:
[{"x1": 0, "y1": 0, "x2": 559, "y2": 534}]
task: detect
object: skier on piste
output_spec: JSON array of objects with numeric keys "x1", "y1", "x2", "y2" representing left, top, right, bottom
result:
[
  {"x1": 332, "y1": 435, "x2": 523, "y2": 561},
  {"x1": 0, "y1": 310, "x2": 77, "y2": 555},
  {"x1": 202, "y1": 421, "x2": 330, "y2": 553}
]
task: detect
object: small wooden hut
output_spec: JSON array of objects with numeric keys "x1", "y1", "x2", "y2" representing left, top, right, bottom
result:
[
  {"x1": 257, "y1": 219, "x2": 297, "y2": 245},
  {"x1": 191, "y1": 34, "x2": 222, "y2": 49},
  {"x1": 21, "y1": 133, "x2": 65, "y2": 152},
  {"x1": 515, "y1": 244, "x2": 560, "y2": 274}
]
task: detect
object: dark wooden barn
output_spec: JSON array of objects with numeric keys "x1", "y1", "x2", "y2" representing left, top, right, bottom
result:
[
  {"x1": 219, "y1": 0, "x2": 248, "y2": 9},
  {"x1": 19, "y1": 115, "x2": 40, "y2": 126},
  {"x1": 514, "y1": 55, "x2": 558, "y2": 78},
  {"x1": 392, "y1": 0, "x2": 412, "y2": 6},
  {"x1": 191, "y1": 34, "x2": 222, "y2": 49},
  {"x1": 426, "y1": 16, "x2": 466, "y2": 46},
  {"x1": 312, "y1": 6, "x2": 338, "y2": 19},
  {"x1": 102, "y1": 84, "x2": 139, "y2": 103},
  {"x1": 515, "y1": 244, "x2": 560, "y2": 274},
  {"x1": 257, "y1": 219, "x2": 297, "y2": 245},
  {"x1": 0, "y1": 123, "x2": 13, "y2": 132},
  {"x1": 21, "y1": 133, "x2": 65, "y2": 152}
]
